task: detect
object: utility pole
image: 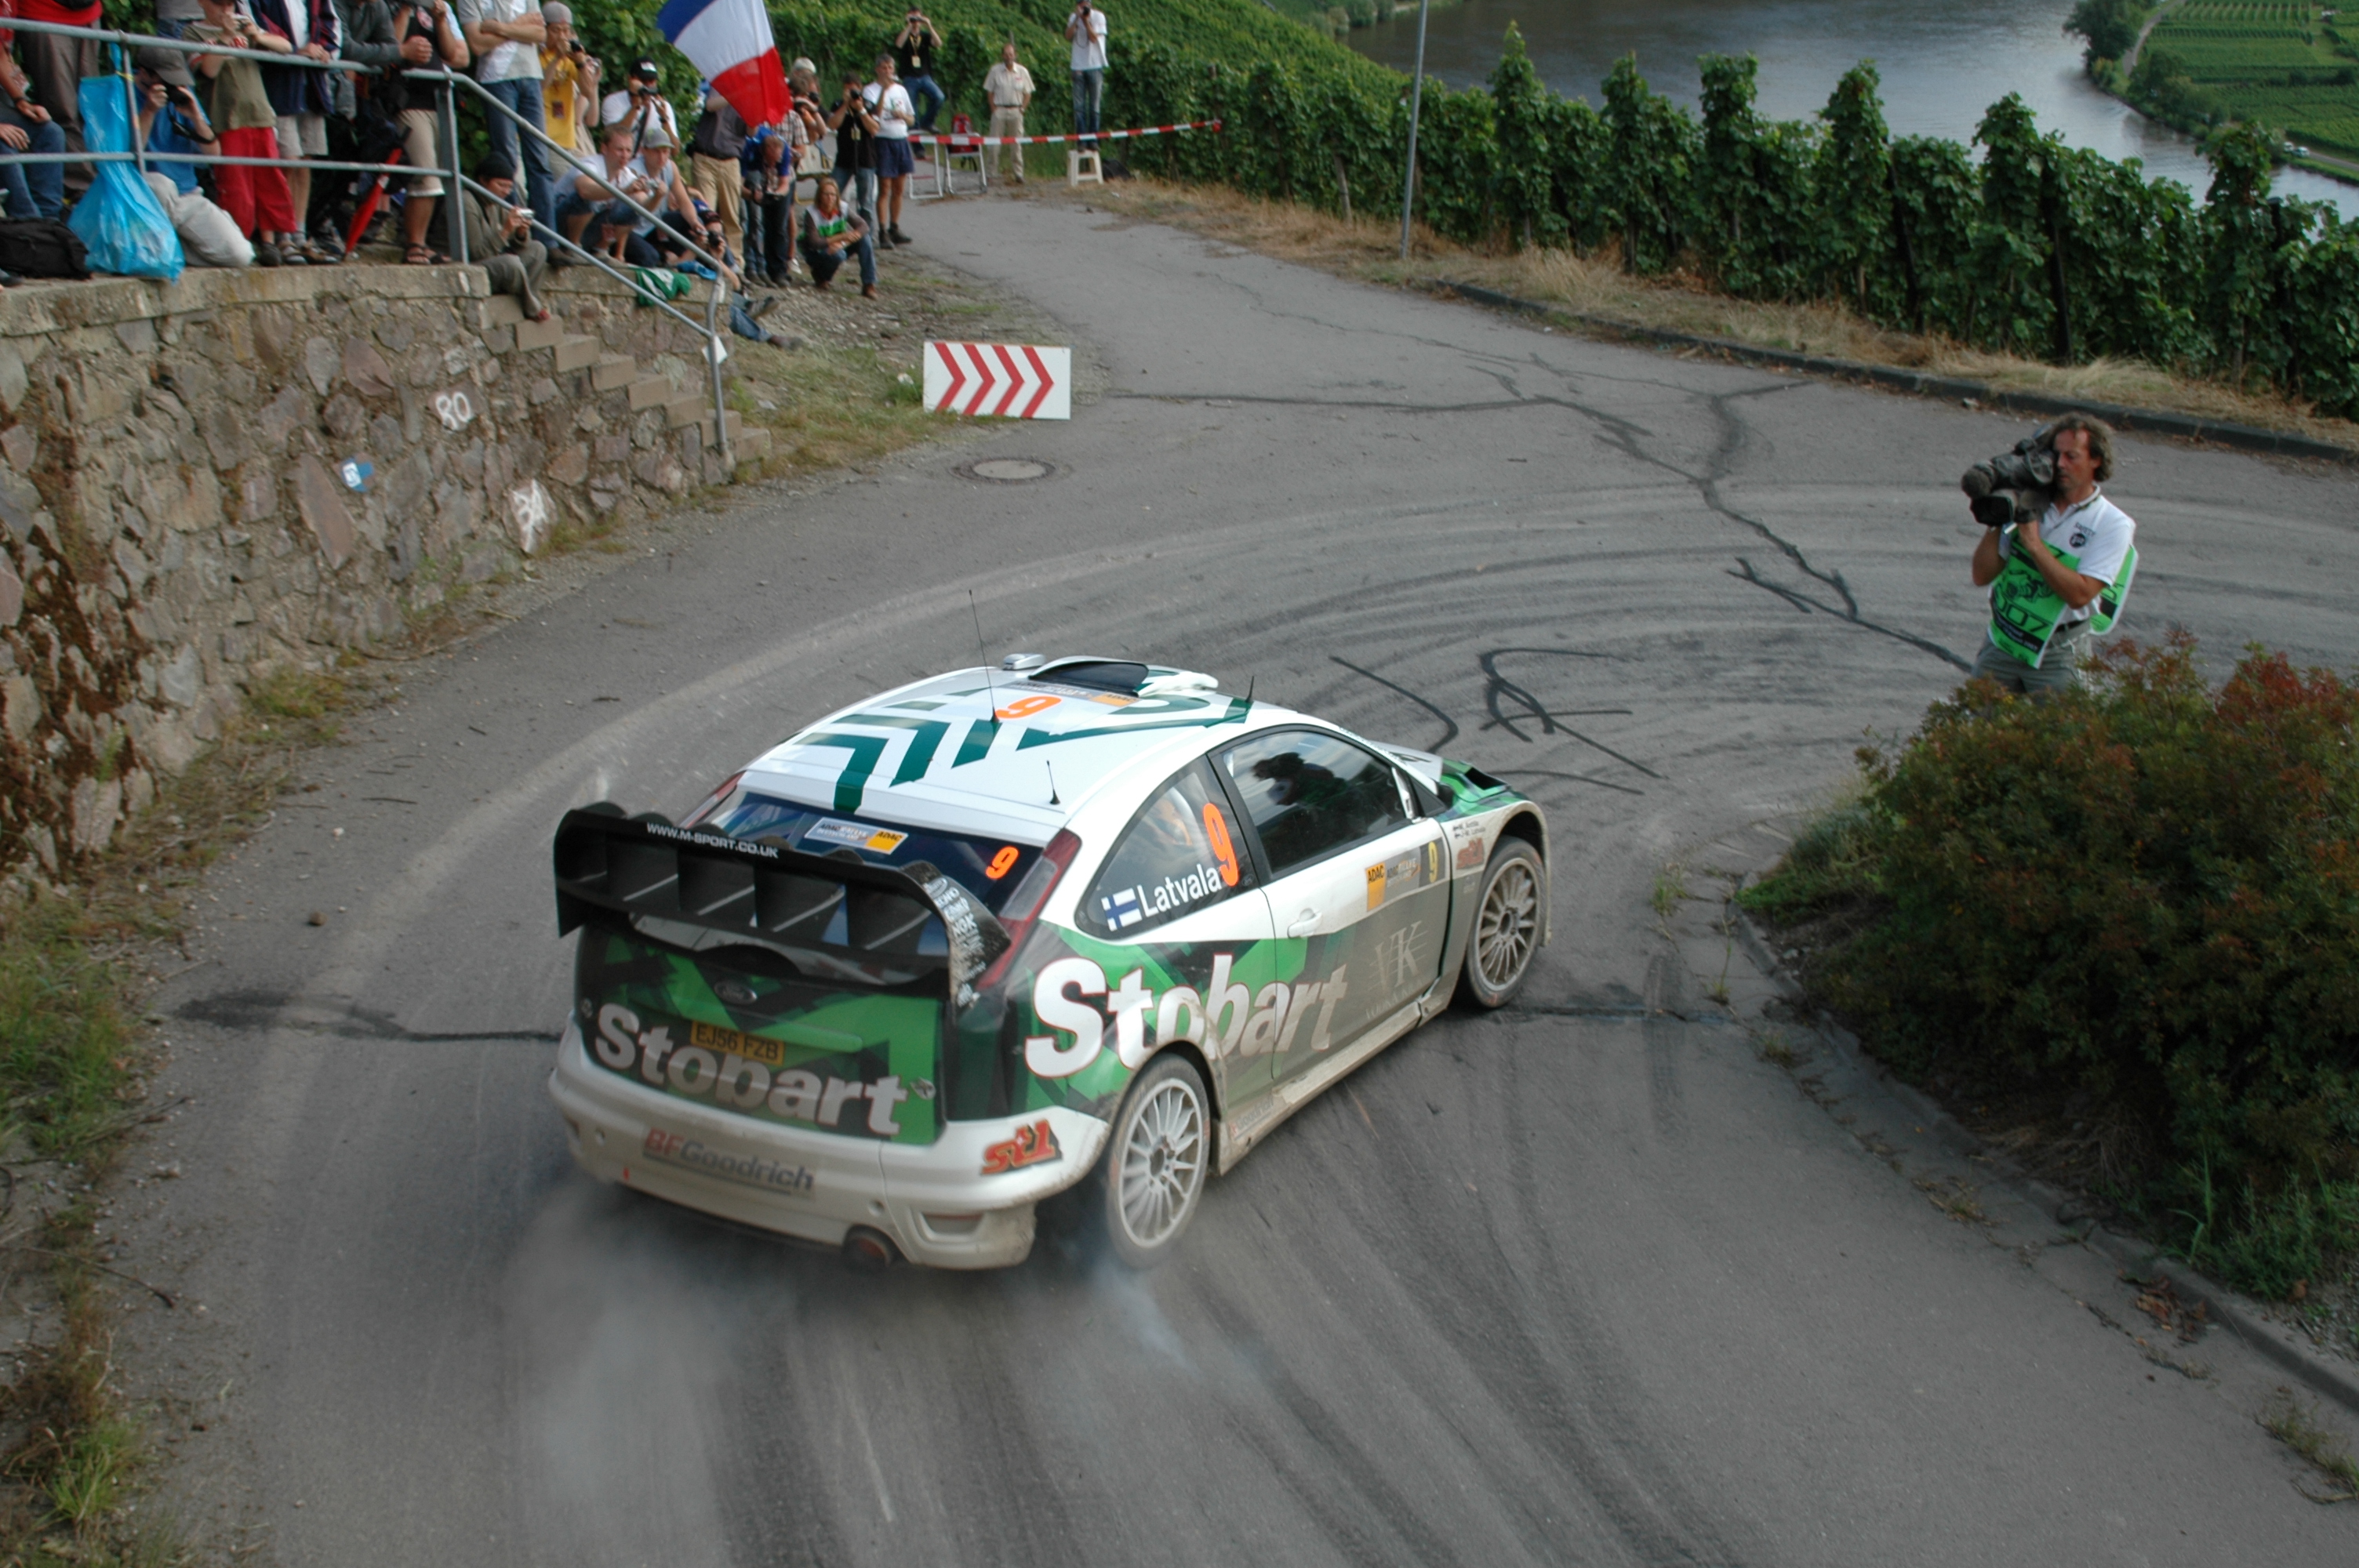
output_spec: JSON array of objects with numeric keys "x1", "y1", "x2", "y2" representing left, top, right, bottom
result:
[{"x1": 1398, "y1": 0, "x2": 1428, "y2": 261}]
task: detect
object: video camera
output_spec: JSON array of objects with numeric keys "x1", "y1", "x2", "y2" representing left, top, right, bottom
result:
[{"x1": 1959, "y1": 426, "x2": 2057, "y2": 528}]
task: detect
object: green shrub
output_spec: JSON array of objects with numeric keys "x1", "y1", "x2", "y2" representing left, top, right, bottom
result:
[{"x1": 1754, "y1": 633, "x2": 2359, "y2": 1295}]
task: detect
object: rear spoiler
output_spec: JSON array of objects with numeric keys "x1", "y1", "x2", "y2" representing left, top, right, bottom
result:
[{"x1": 553, "y1": 805, "x2": 1010, "y2": 1005}]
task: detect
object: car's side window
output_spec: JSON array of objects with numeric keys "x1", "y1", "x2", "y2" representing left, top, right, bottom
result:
[
  {"x1": 1221, "y1": 729, "x2": 1411, "y2": 878},
  {"x1": 1078, "y1": 761, "x2": 1252, "y2": 937}
]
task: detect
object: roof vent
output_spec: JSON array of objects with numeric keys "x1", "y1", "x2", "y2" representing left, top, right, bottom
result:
[{"x1": 1001, "y1": 652, "x2": 1048, "y2": 672}]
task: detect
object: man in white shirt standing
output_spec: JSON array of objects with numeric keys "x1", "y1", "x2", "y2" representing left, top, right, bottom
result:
[
  {"x1": 982, "y1": 41, "x2": 1033, "y2": 185},
  {"x1": 1968, "y1": 414, "x2": 2138, "y2": 697},
  {"x1": 1065, "y1": 0, "x2": 1106, "y2": 145},
  {"x1": 864, "y1": 53, "x2": 917, "y2": 249},
  {"x1": 457, "y1": 0, "x2": 555, "y2": 236}
]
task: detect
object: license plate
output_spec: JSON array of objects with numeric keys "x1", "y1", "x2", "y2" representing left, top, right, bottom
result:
[{"x1": 690, "y1": 1020, "x2": 787, "y2": 1068}]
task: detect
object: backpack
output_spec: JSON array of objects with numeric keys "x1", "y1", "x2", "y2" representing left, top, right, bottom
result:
[{"x1": 0, "y1": 218, "x2": 90, "y2": 279}]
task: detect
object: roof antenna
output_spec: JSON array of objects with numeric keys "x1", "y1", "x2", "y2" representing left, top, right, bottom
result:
[
  {"x1": 969, "y1": 590, "x2": 999, "y2": 716},
  {"x1": 1045, "y1": 760, "x2": 1061, "y2": 806},
  {"x1": 1245, "y1": 673, "x2": 1256, "y2": 706}
]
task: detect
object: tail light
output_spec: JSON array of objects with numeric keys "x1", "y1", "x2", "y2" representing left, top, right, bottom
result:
[
  {"x1": 979, "y1": 828, "x2": 1080, "y2": 987},
  {"x1": 680, "y1": 771, "x2": 743, "y2": 829}
]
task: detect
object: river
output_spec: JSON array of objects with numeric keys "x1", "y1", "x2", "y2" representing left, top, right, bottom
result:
[{"x1": 1348, "y1": 0, "x2": 2355, "y2": 215}]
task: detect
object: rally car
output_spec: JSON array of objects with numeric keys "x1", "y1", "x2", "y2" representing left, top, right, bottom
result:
[{"x1": 548, "y1": 655, "x2": 1547, "y2": 1269}]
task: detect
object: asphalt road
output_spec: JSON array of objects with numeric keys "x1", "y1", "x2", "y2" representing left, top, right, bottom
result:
[{"x1": 118, "y1": 192, "x2": 2359, "y2": 1566}]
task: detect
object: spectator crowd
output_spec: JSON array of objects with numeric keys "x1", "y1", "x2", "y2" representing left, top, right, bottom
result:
[{"x1": 0, "y1": 0, "x2": 1078, "y2": 336}]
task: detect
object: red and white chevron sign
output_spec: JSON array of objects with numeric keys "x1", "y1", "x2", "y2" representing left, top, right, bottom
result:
[{"x1": 922, "y1": 342, "x2": 1072, "y2": 420}]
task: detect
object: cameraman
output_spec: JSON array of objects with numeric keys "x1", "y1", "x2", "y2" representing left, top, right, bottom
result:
[
  {"x1": 1967, "y1": 413, "x2": 2136, "y2": 696},
  {"x1": 1065, "y1": 0, "x2": 1107, "y2": 144},
  {"x1": 893, "y1": 9, "x2": 944, "y2": 133}
]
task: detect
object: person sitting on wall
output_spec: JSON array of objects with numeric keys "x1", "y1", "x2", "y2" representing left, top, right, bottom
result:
[
  {"x1": 0, "y1": 49, "x2": 67, "y2": 222},
  {"x1": 438, "y1": 153, "x2": 551, "y2": 321},
  {"x1": 133, "y1": 47, "x2": 255, "y2": 267}
]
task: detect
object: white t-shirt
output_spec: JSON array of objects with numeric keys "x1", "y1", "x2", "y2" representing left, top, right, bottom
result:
[
  {"x1": 865, "y1": 82, "x2": 915, "y2": 140},
  {"x1": 2017, "y1": 489, "x2": 2134, "y2": 626},
  {"x1": 1069, "y1": 6, "x2": 1107, "y2": 71},
  {"x1": 461, "y1": 0, "x2": 543, "y2": 83},
  {"x1": 983, "y1": 62, "x2": 1035, "y2": 107}
]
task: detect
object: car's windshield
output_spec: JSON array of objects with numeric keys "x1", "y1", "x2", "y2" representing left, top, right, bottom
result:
[{"x1": 700, "y1": 790, "x2": 1041, "y2": 913}]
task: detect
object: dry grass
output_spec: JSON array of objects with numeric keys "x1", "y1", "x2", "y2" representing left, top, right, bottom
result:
[
  {"x1": 1055, "y1": 177, "x2": 2359, "y2": 453},
  {"x1": 2259, "y1": 1388, "x2": 2359, "y2": 1501}
]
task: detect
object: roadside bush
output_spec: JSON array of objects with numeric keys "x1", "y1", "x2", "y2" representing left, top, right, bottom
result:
[{"x1": 1747, "y1": 634, "x2": 2359, "y2": 1294}]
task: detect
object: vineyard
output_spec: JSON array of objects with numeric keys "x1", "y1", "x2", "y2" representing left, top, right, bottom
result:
[
  {"x1": 583, "y1": 0, "x2": 2359, "y2": 422},
  {"x1": 2085, "y1": 0, "x2": 2359, "y2": 155}
]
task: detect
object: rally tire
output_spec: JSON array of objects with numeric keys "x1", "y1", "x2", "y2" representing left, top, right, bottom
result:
[
  {"x1": 1100, "y1": 1054, "x2": 1211, "y2": 1269},
  {"x1": 1459, "y1": 840, "x2": 1543, "y2": 1009}
]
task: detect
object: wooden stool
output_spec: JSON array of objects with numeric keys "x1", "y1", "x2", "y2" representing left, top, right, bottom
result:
[{"x1": 1067, "y1": 146, "x2": 1103, "y2": 187}]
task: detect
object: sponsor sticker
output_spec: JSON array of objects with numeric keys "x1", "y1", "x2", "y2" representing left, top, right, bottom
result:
[
  {"x1": 980, "y1": 1117, "x2": 1062, "y2": 1174},
  {"x1": 1448, "y1": 818, "x2": 1489, "y2": 872},
  {"x1": 593, "y1": 1004, "x2": 917, "y2": 1137},
  {"x1": 805, "y1": 818, "x2": 910, "y2": 854},
  {"x1": 1020, "y1": 680, "x2": 1135, "y2": 706},
  {"x1": 1100, "y1": 857, "x2": 1233, "y2": 930},
  {"x1": 641, "y1": 1127, "x2": 816, "y2": 1196},
  {"x1": 1025, "y1": 953, "x2": 1354, "y2": 1078},
  {"x1": 1365, "y1": 844, "x2": 1440, "y2": 910}
]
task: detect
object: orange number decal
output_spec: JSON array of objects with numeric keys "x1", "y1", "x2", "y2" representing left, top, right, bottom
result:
[
  {"x1": 1204, "y1": 803, "x2": 1240, "y2": 887},
  {"x1": 994, "y1": 694, "x2": 1058, "y2": 720},
  {"x1": 985, "y1": 844, "x2": 1020, "y2": 880}
]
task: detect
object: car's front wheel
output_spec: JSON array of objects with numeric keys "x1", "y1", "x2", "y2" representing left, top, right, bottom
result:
[
  {"x1": 1459, "y1": 839, "x2": 1543, "y2": 1008},
  {"x1": 1101, "y1": 1054, "x2": 1210, "y2": 1269}
]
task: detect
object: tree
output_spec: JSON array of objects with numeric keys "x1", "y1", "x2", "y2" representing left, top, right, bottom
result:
[{"x1": 2064, "y1": 0, "x2": 2150, "y2": 70}]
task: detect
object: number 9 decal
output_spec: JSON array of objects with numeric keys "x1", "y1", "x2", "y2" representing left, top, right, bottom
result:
[
  {"x1": 985, "y1": 844, "x2": 1020, "y2": 880},
  {"x1": 994, "y1": 693, "x2": 1059, "y2": 720},
  {"x1": 1203, "y1": 803, "x2": 1239, "y2": 887}
]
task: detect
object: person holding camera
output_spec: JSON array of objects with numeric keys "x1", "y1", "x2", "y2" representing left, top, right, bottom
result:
[
  {"x1": 538, "y1": 5, "x2": 598, "y2": 166},
  {"x1": 603, "y1": 59, "x2": 678, "y2": 147},
  {"x1": 1065, "y1": 0, "x2": 1106, "y2": 144},
  {"x1": 1966, "y1": 414, "x2": 2137, "y2": 696},
  {"x1": 131, "y1": 48, "x2": 253, "y2": 265},
  {"x1": 864, "y1": 55, "x2": 916, "y2": 248},
  {"x1": 892, "y1": 9, "x2": 945, "y2": 133},
  {"x1": 827, "y1": 69, "x2": 880, "y2": 238}
]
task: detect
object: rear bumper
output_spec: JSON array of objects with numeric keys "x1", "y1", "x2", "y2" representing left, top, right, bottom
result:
[{"x1": 547, "y1": 1021, "x2": 1107, "y2": 1269}]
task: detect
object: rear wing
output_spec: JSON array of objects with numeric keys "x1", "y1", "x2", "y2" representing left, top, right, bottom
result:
[{"x1": 553, "y1": 805, "x2": 1010, "y2": 1005}]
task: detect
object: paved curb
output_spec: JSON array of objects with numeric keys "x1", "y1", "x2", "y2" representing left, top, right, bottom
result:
[
  {"x1": 1727, "y1": 902, "x2": 2359, "y2": 1419},
  {"x1": 1427, "y1": 278, "x2": 2359, "y2": 468}
]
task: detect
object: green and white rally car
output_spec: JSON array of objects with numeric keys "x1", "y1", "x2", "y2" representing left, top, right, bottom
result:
[{"x1": 548, "y1": 655, "x2": 1547, "y2": 1269}]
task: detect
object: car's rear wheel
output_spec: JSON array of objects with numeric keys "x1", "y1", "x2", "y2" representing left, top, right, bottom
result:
[
  {"x1": 1459, "y1": 840, "x2": 1542, "y2": 1008},
  {"x1": 1101, "y1": 1054, "x2": 1209, "y2": 1269}
]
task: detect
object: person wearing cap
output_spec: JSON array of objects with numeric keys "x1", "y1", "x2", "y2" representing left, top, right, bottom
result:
[
  {"x1": 0, "y1": 49, "x2": 66, "y2": 223},
  {"x1": 602, "y1": 59, "x2": 678, "y2": 149},
  {"x1": 249, "y1": 0, "x2": 344, "y2": 262},
  {"x1": 688, "y1": 86, "x2": 748, "y2": 264},
  {"x1": 133, "y1": 48, "x2": 253, "y2": 265},
  {"x1": 439, "y1": 153, "x2": 552, "y2": 320},
  {"x1": 615, "y1": 116, "x2": 702, "y2": 264},
  {"x1": 539, "y1": 3, "x2": 599, "y2": 165},
  {"x1": 456, "y1": 0, "x2": 556, "y2": 236}
]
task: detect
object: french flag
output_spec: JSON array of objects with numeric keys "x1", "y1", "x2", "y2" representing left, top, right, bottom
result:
[{"x1": 656, "y1": 0, "x2": 792, "y2": 126}]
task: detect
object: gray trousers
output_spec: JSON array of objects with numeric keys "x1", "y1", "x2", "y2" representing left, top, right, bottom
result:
[
  {"x1": 1970, "y1": 619, "x2": 2092, "y2": 698},
  {"x1": 482, "y1": 241, "x2": 550, "y2": 320}
]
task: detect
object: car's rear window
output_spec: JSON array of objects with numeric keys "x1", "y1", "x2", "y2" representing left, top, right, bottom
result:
[{"x1": 699, "y1": 790, "x2": 1041, "y2": 913}]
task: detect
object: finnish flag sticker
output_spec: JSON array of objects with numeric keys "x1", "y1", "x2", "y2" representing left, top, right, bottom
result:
[{"x1": 1101, "y1": 887, "x2": 1145, "y2": 930}]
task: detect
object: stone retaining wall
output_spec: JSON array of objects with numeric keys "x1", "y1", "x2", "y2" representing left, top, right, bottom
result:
[{"x1": 0, "y1": 263, "x2": 746, "y2": 882}]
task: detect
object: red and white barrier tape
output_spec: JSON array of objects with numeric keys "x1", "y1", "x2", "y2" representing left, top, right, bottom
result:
[{"x1": 913, "y1": 118, "x2": 1222, "y2": 148}]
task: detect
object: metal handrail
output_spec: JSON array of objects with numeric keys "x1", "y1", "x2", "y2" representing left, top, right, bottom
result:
[
  {"x1": 2, "y1": 14, "x2": 372, "y2": 72},
  {"x1": 410, "y1": 67, "x2": 732, "y2": 281},
  {"x1": 453, "y1": 175, "x2": 733, "y2": 468}
]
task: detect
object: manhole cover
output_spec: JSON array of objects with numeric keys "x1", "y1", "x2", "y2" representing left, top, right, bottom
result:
[{"x1": 961, "y1": 457, "x2": 1055, "y2": 483}]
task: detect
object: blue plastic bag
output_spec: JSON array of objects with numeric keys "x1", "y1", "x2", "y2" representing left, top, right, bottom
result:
[{"x1": 68, "y1": 75, "x2": 184, "y2": 281}]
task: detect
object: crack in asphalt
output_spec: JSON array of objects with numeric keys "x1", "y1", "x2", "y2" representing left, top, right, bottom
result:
[{"x1": 1147, "y1": 278, "x2": 1972, "y2": 673}]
